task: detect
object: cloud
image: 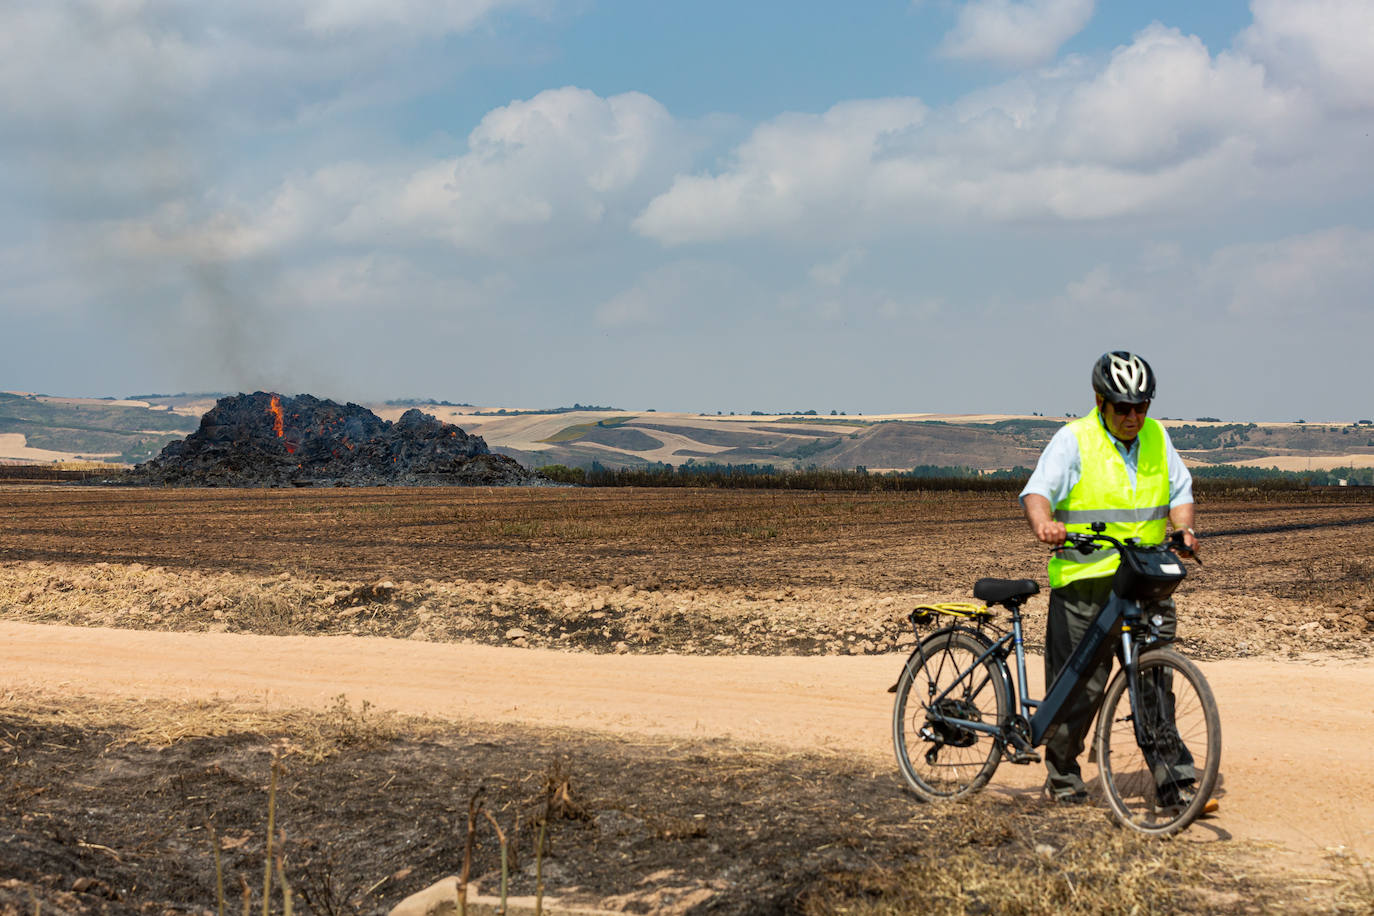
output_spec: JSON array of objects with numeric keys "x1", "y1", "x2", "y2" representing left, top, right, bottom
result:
[
  {"x1": 100, "y1": 87, "x2": 689, "y2": 263},
  {"x1": 877, "y1": 297, "x2": 941, "y2": 322},
  {"x1": 272, "y1": 252, "x2": 506, "y2": 315},
  {"x1": 594, "y1": 260, "x2": 745, "y2": 328},
  {"x1": 1238, "y1": 0, "x2": 1374, "y2": 112},
  {"x1": 809, "y1": 249, "x2": 867, "y2": 286},
  {"x1": 0, "y1": 1, "x2": 530, "y2": 128},
  {"x1": 1050, "y1": 227, "x2": 1374, "y2": 325},
  {"x1": 1053, "y1": 264, "x2": 1150, "y2": 317},
  {"x1": 633, "y1": 99, "x2": 928, "y2": 245},
  {"x1": 1203, "y1": 226, "x2": 1374, "y2": 320},
  {"x1": 0, "y1": 0, "x2": 543, "y2": 218},
  {"x1": 299, "y1": 0, "x2": 536, "y2": 33},
  {"x1": 342, "y1": 88, "x2": 688, "y2": 255},
  {"x1": 938, "y1": 0, "x2": 1096, "y2": 68},
  {"x1": 636, "y1": 10, "x2": 1371, "y2": 246}
]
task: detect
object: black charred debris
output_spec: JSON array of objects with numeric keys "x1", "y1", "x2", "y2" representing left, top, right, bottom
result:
[{"x1": 121, "y1": 392, "x2": 543, "y2": 487}]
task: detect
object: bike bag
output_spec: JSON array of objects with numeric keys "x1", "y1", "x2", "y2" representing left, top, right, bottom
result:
[{"x1": 1112, "y1": 544, "x2": 1187, "y2": 602}]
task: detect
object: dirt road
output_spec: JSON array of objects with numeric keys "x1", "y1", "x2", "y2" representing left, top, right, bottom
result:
[{"x1": 6, "y1": 621, "x2": 1370, "y2": 858}]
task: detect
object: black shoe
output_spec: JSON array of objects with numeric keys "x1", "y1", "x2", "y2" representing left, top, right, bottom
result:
[
  {"x1": 1044, "y1": 784, "x2": 1089, "y2": 805},
  {"x1": 1153, "y1": 780, "x2": 1205, "y2": 814}
]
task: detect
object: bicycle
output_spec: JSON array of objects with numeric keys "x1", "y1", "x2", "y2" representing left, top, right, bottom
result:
[{"x1": 890, "y1": 526, "x2": 1221, "y2": 835}]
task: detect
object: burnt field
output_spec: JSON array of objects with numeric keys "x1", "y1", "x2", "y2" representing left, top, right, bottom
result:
[
  {"x1": 1, "y1": 486, "x2": 1372, "y2": 659},
  {"x1": 6, "y1": 692, "x2": 1348, "y2": 916},
  {"x1": 2, "y1": 486, "x2": 1373, "y2": 914}
]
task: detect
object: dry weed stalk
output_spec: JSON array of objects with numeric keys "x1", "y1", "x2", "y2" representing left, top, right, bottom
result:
[
  {"x1": 262, "y1": 748, "x2": 281, "y2": 916},
  {"x1": 534, "y1": 814, "x2": 547, "y2": 916},
  {"x1": 275, "y1": 854, "x2": 294, "y2": 916},
  {"x1": 458, "y1": 789, "x2": 479, "y2": 916},
  {"x1": 481, "y1": 809, "x2": 510, "y2": 914},
  {"x1": 207, "y1": 818, "x2": 226, "y2": 916}
]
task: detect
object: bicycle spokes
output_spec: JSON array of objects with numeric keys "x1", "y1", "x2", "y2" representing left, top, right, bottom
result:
[{"x1": 893, "y1": 629, "x2": 1010, "y2": 800}]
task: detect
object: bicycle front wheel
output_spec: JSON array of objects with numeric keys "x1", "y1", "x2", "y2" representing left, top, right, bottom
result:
[
  {"x1": 1095, "y1": 648, "x2": 1221, "y2": 835},
  {"x1": 893, "y1": 628, "x2": 1009, "y2": 801}
]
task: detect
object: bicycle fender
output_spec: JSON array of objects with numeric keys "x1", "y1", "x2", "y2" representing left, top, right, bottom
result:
[{"x1": 887, "y1": 625, "x2": 1006, "y2": 695}]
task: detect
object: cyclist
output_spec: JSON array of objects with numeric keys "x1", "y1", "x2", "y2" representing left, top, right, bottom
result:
[{"x1": 1020, "y1": 351, "x2": 1204, "y2": 807}]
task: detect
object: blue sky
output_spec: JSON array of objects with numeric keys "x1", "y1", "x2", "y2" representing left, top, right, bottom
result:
[{"x1": 3, "y1": 0, "x2": 1372, "y2": 421}]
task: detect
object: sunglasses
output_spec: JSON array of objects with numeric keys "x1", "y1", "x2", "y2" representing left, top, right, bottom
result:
[{"x1": 1108, "y1": 400, "x2": 1151, "y2": 415}]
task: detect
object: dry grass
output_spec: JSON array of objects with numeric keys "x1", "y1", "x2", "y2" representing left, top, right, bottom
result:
[
  {"x1": 0, "y1": 689, "x2": 411, "y2": 762},
  {"x1": 3, "y1": 693, "x2": 1370, "y2": 914},
  {"x1": 800, "y1": 807, "x2": 1374, "y2": 916}
]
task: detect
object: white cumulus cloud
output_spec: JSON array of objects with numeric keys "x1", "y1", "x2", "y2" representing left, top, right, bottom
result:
[
  {"x1": 340, "y1": 87, "x2": 689, "y2": 255},
  {"x1": 633, "y1": 99, "x2": 928, "y2": 245},
  {"x1": 939, "y1": 0, "x2": 1096, "y2": 68},
  {"x1": 104, "y1": 87, "x2": 690, "y2": 262},
  {"x1": 1238, "y1": 0, "x2": 1374, "y2": 112},
  {"x1": 636, "y1": 8, "x2": 1370, "y2": 246}
]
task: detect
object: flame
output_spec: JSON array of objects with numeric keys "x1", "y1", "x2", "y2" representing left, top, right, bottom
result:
[
  {"x1": 268, "y1": 396, "x2": 295, "y2": 454},
  {"x1": 268, "y1": 396, "x2": 285, "y2": 438}
]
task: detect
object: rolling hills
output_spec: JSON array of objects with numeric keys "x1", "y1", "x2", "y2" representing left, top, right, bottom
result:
[{"x1": 4, "y1": 391, "x2": 1374, "y2": 474}]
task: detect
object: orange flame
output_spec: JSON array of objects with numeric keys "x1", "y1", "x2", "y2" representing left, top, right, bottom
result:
[
  {"x1": 268, "y1": 395, "x2": 295, "y2": 453},
  {"x1": 268, "y1": 396, "x2": 285, "y2": 438}
]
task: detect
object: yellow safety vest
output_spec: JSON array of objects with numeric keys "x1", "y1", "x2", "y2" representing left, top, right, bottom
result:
[{"x1": 1047, "y1": 410, "x2": 1170, "y2": 588}]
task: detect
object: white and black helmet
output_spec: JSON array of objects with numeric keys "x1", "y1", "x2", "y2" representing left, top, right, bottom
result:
[{"x1": 1092, "y1": 351, "x2": 1155, "y2": 404}]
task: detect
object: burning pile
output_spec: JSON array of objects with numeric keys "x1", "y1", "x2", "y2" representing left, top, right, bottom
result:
[{"x1": 127, "y1": 392, "x2": 541, "y2": 487}]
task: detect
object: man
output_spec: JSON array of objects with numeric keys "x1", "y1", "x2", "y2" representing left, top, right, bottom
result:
[{"x1": 1020, "y1": 351, "x2": 1200, "y2": 805}]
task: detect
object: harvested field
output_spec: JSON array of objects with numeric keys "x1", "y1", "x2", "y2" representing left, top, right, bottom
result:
[
  {"x1": 1, "y1": 487, "x2": 1371, "y2": 659},
  {"x1": 1, "y1": 486, "x2": 1373, "y2": 913}
]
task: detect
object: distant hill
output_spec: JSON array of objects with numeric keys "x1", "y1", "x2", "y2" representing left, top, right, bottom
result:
[
  {"x1": 0, "y1": 392, "x2": 199, "y2": 464},
  {"x1": 369, "y1": 407, "x2": 1374, "y2": 474},
  {"x1": 6, "y1": 392, "x2": 1373, "y2": 472}
]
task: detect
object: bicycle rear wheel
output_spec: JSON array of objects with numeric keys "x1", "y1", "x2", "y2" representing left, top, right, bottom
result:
[
  {"x1": 893, "y1": 628, "x2": 1009, "y2": 801},
  {"x1": 1095, "y1": 648, "x2": 1221, "y2": 835}
]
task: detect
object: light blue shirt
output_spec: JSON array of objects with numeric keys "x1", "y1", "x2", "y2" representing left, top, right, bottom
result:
[{"x1": 1020, "y1": 415, "x2": 1193, "y2": 509}]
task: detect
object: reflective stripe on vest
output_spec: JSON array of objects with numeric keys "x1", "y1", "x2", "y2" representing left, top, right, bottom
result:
[
  {"x1": 1047, "y1": 410, "x2": 1170, "y2": 589},
  {"x1": 1053, "y1": 506, "x2": 1170, "y2": 524},
  {"x1": 1053, "y1": 545, "x2": 1118, "y2": 565}
]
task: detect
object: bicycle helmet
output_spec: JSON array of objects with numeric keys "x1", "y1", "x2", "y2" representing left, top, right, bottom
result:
[{"x1": 1092, "y1": 351, "x2": 1155, "y2": 404}]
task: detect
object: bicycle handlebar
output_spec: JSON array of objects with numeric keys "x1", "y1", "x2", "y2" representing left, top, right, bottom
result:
[{"x1": 1061, "y1": 528, "x2": 1202, "y2": 564}]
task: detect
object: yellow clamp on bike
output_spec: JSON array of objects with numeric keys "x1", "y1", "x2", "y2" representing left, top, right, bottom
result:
[{"x1": 910, "y1": 602, "x2": 995, "y2": 626}]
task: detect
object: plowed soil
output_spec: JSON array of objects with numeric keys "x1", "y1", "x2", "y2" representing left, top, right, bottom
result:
[{"x1": 2, "y1": 485, "x2": 1373, "y2": 914}]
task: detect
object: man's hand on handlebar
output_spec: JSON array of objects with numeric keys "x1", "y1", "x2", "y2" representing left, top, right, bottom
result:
[
  {"x1": 1169, "y1": 528, "x2": 1203, "y2": 563},
  {"x1": 1022, "y1": 495, "x2": 1066, "y2": 546},
  {"x1": 1033, "y1": 519, "x2": 1068, "y2": 546}
]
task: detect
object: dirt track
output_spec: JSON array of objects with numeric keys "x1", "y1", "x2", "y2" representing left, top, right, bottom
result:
[{"x1": 5, "y1": 620, "x2": 1371, "y2": 858}]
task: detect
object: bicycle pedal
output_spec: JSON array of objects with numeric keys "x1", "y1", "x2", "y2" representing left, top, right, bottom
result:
[{"x1": 1006, "y1": 747, "x2": 1041, "y2": 764}]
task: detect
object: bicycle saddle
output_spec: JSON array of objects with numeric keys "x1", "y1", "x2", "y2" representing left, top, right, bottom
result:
[{"x1": 973, "y1": 578, "x2": 1040, "y2": 605}]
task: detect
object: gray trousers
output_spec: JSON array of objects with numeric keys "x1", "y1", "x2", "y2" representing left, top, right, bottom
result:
[{"x1": 1042, "y1": 576, "x2": 1186, "y2": 797}]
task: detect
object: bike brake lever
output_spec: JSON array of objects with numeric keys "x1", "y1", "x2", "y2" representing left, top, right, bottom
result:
[{"x1": 1168, "y1": 530, "x2": 1203, "y2": 565}]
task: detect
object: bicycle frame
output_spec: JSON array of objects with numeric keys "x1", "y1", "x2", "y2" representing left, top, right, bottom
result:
[{"x1": 911, "y1": 592, "x2": 1153, "y2": 752}]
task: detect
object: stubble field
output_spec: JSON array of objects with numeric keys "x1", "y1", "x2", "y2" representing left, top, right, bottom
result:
[{"x1": 2, "y1": 485, "x2": 1373, "y2": 914}]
